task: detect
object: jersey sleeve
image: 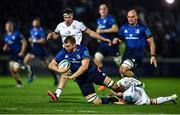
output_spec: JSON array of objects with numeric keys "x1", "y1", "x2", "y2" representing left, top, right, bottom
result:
[
  {"x1": 80, "y1": 46, "x2": 90, "y2": 59},
  {"x1": 109, "y1": 16, "x2": 117, "y2": 25},
  {"x1": 40, "y1": 28, "x2": 45, "y2": 38},
  {"x1": 16, "y1": 31, "x2": 24, "y2": 41},
  {"x1": 79, "y1": 22, "x2": 87, "y2": 32},
  {"x1": 118, "y1": 26, "x2": 124, "y2": 39},
  {"x1": 144, "y1": 26, "x2": 152, "y2": 39},
  {"x1": 54, "y1": 49, "x2": 65, "y2": 63}
]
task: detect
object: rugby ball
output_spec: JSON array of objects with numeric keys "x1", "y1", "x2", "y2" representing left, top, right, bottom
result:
[{"x1": 58, "y1": 59, "x2": 71, "y2": 70}]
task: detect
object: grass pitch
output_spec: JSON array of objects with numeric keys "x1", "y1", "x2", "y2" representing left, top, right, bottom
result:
[{"x1": 0, "y1": 75, "x2": 180, "y2": 114}]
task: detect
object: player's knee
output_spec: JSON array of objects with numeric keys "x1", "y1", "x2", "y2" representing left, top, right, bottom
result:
[
  {"x1": 85, "y1": 93, "x2": 102, "y2": 104},
  {"x1": 9, "y1": 61, "x2": 20, "y2": 72}
]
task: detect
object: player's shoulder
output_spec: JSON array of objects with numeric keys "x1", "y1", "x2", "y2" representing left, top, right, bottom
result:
[
  {"x1": 107, "y1": 15, "x2": 115, "y2": 19},
  {"x1": 57, "y1": 22, "x2": 66, "y2": 27},
  {"x1": 137, "y1": 23, "x2": 148, "y2": 28},
  {"x1": 72, "y1": 20, "x2": 84, "y2": 25},
  {"x1": 120, "y1": 24, "x2": 129, "y2": 30},
  {"x1": 13, "y1": 31, "x2": 21, "y2": 35},
  {"x1": 77, "y1": 44, "x2": 88, "y2": 50},
  {"x1": 39, "y1": 27, "x2": 44, "y2": 31}
]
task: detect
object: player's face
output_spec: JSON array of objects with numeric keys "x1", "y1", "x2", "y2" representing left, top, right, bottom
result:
[
  {"x1": 32, "y1": 20, "x2": 40, "y2": 28},
  {"x1": 127, "y1": 11, "x2": 138, "y2": 26},
  {"x1": 64, "y1": 42, "x2": 76, "y2": 52},
  {"x1": 5, "y1": 23, "x2": 14, "y2": 33},
  {"x1": 64, "y1": 15, "x2": 73, "y2": 26},
  {"x1": 99, "y1": 6, "x2": 108, "y2": 17}
]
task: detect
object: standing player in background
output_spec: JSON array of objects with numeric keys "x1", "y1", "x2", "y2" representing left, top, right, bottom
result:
[
  {"x1": 47, "y1": 8, "x2": 112, "y2": 99},
  {"x1": 94, "y1": 4, "x2": 121, "y2": 91},
  {"x1": 2, "y1": 21, "x2": 27, "y2": 87},
  {"x1": 113, "y1": 9, "x2": 157, "y2": 79},
  {"x1": 48, "y1": 36, "x2": 122, "y2": 104},
  {"x1": 23, "y1": 18, "x2": 58, "y2": 85}
]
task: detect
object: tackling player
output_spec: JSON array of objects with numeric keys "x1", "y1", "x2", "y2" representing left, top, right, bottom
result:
[
  {"x1": 2, "y1": 21, "x2": 27, "y2": 87},
  {"x1": 113, "y1": 9, "x2": 157, "y2": 78},
  {"x1": 94, "y1": 4, "x2": 121, "y2": 91},
  {"x1": 123, "y1": 84, "x2": 177, "y2": 105},
  {"x1": 114, "y1": 77, "x2": 177, "y2": 105},
  {"x1": 47, "y1": 36, "x2": 123, "y2": 104},
  {"x1": 23, "y1": 18, "x2": 59, "y2": 85},
  {"x1": 47, "y1": 8, "x2": 112, "y2": 98}
]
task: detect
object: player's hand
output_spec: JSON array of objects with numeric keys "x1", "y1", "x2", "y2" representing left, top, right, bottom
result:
[
  {"x1": 47, "y1": 32, "x2": 59, "y2": 40},
  {"x1": 3, "y1": 44, "x2": 9, "y2": 51},
  {"x1": 96, "y1": 29, "x2": 104, "y2": 34},
  {"x1": 112, "y1": 38, "x2": 121, "y2": 45},
  {"x1": 18, "y1": 52, "x2": 24, "y2": 57},
  {"x1": 150, "y1": 56, "x2": 157, "y2": 68},
  {"x1": 47, "y1": 32, "x2": 54, "y2": 40},
  {"x1": 105, "y1": 39, "x2": 112, "y2": 46}
]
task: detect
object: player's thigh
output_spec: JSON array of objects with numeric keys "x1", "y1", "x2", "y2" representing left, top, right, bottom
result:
[
  {"x1": 23, "y1": 53, "x2": 35, "y2": 64},
  {"x1": 85, "y1": 93, "x2": 102, "y2": 104},
  {"x1": 77, "y1": 82, "x2": 95, "y2": 98}
]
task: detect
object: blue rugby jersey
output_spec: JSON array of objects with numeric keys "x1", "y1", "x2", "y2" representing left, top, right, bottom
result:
[{"x1": 118, "y1": 23, "x2": 152, "y2": 60}]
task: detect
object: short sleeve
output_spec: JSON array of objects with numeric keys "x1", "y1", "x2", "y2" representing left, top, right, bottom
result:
[
  {"x1": 40, "y1": 28, "x2": 45, "y2": 38},
  {"x1": 54, "y1": 49, "x2": 65, "y2": 63},
  {"x1": 81, "y1": 46, "x2": 89, "y2": 59},
  {"x1": 109, "y1": 16, "x2": 116, "y2": 26},
  {"x1": 118, "y1": 26, "x2": 124, "y2": 38},
  {"x1": 79, "y1": 22, "x2": 87, "y2": 32},
  {"x1": 144, "y1": 26, "x2": 152, "y2": 38}
]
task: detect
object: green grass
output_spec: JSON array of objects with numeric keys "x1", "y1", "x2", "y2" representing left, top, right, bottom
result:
[{"x1": 0, "y1": 75, "x2": 180, "y2": 114}]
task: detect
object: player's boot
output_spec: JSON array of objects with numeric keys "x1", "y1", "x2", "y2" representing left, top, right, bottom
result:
[
  {"x1": 27, "y1": 65, "x2": 35, "y2": 83},
  {"x1": 48, "y1": 90, "x2": 57, "y2": 102},
  {"x1": 170, "y1": 94, "x2": 177, "y2": 104}
]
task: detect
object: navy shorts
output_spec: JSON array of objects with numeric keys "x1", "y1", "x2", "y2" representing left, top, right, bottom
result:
[
  {"x1": 76, "y1": 69, "x2": 106, "y2": 97},
  {"x1": 10, "y1": 54, "x2": 23, "y2": 63},
  {"x1": 29, "y1": 47, "x2": 48, "y2": 60},
  {"x1": 97, "y1": 43, "x2": 119, "y2": 56}
]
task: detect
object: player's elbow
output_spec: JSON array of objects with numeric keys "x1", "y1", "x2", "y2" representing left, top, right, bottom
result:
[{"x1": 48, "y1": 62, "x2": 54, "y2": 70}]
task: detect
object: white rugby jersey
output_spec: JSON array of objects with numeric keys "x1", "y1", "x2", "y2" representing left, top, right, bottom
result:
[
  {"x1": 55, "y1": 20, "x2": 87, "y2": 45},
  {"x1": 123, "y1": 85, "x2": 151, "y2": 105}
]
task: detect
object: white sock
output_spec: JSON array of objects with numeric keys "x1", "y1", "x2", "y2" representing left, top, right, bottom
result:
[
  {"x1": 55, "y1": 88, "x2": 62, "y2": 97},
  {"x1": 156, "y1": 96, "x2": 171, "y2": 104}
]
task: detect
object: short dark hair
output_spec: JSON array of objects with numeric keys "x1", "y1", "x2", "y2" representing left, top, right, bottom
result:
[
  {"x1": 62, "y1": 8, "x2": 73, "y2": 16},
  {"x1": 64, "y1": 36, "x2": 76, "y2": 44},
  {"x1": 6, "y1": 20, "x2": 15, "y2": 25}
]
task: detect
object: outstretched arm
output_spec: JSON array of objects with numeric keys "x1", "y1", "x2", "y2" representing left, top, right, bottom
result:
[
  {"x1": 84, "y1": 28, "x2": 111, "y2": 45},
  {"x1": 96, "y1": 24, "x2": 119, "y2": 34}
]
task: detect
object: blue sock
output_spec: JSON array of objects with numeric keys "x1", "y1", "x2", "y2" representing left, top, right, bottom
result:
[{"x1": 100, "y1": 97, "x2": 109, "y2": 104}]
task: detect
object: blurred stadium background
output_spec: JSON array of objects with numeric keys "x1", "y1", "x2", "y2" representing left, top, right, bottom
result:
[{"x1": 0, "y1": 0, "x2": 180, "y2": 76}]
